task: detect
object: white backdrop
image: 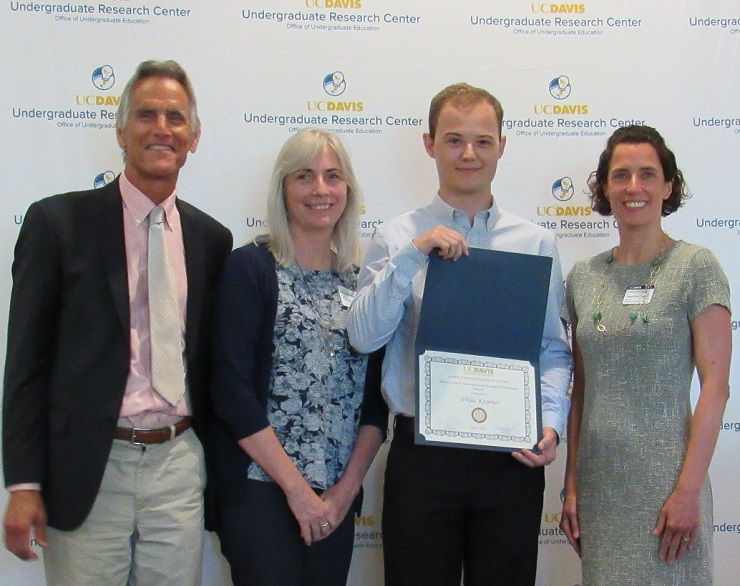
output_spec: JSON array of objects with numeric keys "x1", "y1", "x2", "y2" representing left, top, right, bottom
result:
[{"x1": 1, "y1": 1, "x2": 738, "y2": 585}]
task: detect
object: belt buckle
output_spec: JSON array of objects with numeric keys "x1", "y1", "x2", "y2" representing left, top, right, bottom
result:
[{"x1": 130, "y1": 427, "x2": 147, "y2": 446}]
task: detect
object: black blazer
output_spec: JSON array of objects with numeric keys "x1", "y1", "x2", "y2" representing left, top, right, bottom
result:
[{"x1": 2, "y1": 178, "x2": 232, "y2": 530}]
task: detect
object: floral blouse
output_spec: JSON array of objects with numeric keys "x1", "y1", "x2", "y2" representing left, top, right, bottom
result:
[{"x1": 248, "y1": 263, "x2": 368, "y2": 489}]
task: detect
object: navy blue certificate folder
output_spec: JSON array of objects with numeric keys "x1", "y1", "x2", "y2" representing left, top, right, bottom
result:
[{"x1": 415, "y1": 247, "x2": 552, "y2": 452}]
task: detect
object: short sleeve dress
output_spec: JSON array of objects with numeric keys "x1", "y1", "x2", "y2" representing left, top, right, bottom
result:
[{"x1": 562, "y1": 241, "x2": 731, "y2": 585}]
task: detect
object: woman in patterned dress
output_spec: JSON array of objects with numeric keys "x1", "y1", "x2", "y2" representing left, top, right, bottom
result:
[
  {"x1": 209, "y1": 128, "x2": 387, "y2": 585},
  {"x1": 559, "y1": 125, "x2": 731, "y2": 585}
]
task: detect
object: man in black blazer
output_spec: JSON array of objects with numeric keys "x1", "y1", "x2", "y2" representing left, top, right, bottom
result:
[{"x1": 2, "y1": 60, "x2": 232, "y2": 584}]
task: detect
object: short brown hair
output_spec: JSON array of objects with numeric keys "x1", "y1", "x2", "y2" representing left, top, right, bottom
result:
[{"x1": 428, "y1": 83, "x2": 504, "y2": 139}]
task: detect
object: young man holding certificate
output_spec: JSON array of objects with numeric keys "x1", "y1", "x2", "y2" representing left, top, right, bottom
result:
[{"x1": 347, "y1": 83, "x2": 572, "y2": 586}]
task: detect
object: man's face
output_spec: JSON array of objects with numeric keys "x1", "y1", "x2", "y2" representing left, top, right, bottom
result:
[
  {"x1": 116, "y1": 76, "x2": 200, "y2": 191},
  {"x1": 423, "y1": 101, "x2": 505, "y2": 201}
]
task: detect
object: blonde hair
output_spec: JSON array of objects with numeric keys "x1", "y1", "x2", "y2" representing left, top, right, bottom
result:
[{"x1": 265, "y1": 128, "x2": 363, "y2": 272}]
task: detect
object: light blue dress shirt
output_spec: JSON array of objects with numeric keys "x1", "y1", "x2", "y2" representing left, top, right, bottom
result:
[{"x1": 347, "y1": 194, "x2": 573, "y2": 437}]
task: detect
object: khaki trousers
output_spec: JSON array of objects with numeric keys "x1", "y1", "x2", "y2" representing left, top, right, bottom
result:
[{"x1": 44, "y1": 429, "x2": 206, "y2": 586}]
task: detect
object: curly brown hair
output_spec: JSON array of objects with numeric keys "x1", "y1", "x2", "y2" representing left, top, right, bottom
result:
[{"x1": 588, "y1": 125, "x2": 690, "y2": 217}]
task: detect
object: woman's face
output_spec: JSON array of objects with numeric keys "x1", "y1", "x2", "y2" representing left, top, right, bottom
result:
[
  {"x1": 604, "y1": 142, "x2": 672, "y2": 230},
  {"x1": 284, "y1": 146, "x2": 348, "y2": 236}
]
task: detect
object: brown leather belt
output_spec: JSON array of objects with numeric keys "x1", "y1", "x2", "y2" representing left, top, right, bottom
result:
[{"x1": 114, "y1": 417, "x2": 192, "y2": 445}]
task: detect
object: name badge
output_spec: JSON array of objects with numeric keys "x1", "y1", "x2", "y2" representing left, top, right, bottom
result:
[
  {"x1": 622, "y1": 285, "x2": 655, "y2": 305},
  {"x1": 338, "y1": 285, "x2": 355, "y2": 308}
]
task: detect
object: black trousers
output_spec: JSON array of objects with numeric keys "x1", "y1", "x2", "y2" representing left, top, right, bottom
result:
[
  {"x1": 382, "y1": 416, "x2": 545, "y2": 586},
  {"x1": 217, "y1": 479, "x2": 359, "y2": 586}
]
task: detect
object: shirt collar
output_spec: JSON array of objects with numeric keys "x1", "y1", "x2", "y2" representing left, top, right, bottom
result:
[
  {"x1": 119, "y1": 171, "x2": 178, "y2": 228},
  {"x1": 429, "y1": 192, "x2": 501, "y2": 230}
]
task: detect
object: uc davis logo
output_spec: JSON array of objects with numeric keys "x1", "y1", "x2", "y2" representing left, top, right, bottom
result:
[
  {"x1": 307, "y1": 72, "x2": 363, "y2": 111},
  {"x1": 535, "y1": 75, "x2": 588, "y2": 115},
  {"x1": 549, "y1": 75, "x2": 571, "y2": 100},
  {"x1": 552, "y1": 177, "x2": 574, "y2": 201},
  {"x1": 323, "y1": 71, "x2": 346, "y2": 96},
  {"x1": 92, "y1": 66, "x2": 115, "y2": 91},
  {"x1": 94, "y1": 171, "x2": 116, "y2": 188}
]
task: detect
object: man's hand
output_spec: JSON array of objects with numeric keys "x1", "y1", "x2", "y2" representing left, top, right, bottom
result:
[
  {"x1": 412, "y1": 226, "x2": 469, "y2": 261},
  {"x1": 511, "y1": 427, "x2": 558, "y2": 467},
  {"x1": 4, "y1": 490, "x2": 47, "y2": 560}
]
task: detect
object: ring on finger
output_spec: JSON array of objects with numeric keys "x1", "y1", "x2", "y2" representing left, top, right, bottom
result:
[{"x1": 681, "y1": 537, "x2": 690, "y2": 543}]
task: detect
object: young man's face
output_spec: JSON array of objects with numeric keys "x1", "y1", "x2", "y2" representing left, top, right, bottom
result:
[{"x1": 423, "y1": 100, "x2": 506, "y2": 202}]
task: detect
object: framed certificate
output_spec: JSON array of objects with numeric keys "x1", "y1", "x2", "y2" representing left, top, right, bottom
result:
[
  {"x1": 417, "y1": 350, "x2": 538, "y2": 451},
  {"x1": 415, "y1": 248, "x2": 552, "y2": 452}
]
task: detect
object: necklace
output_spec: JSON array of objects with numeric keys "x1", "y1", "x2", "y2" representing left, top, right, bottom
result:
[
  {"x1": 591, "y1": 235, "x2": 672, "y2": 333},
  {"x1": 294, "y1": 263, "x2": 344, "y2": 358}
]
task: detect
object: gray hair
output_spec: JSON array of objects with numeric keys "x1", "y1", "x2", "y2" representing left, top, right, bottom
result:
[
  {"x1": 265, "y1": 128, "x2": 363, "y2": 273},
  {"x1": 116, "y1": 60, "x2": 200, "y2": 134}
]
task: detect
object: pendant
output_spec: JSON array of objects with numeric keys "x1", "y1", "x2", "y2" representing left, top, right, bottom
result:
[
  {"x1": 324, "y1": 335, "x2": 343, "y2": 358},
  {"x1": 324, "y1": 340, "x2": 336, "y2": 358},
  {"x1": 593, "y1": 310, "x2": 606, "y2": 332}
]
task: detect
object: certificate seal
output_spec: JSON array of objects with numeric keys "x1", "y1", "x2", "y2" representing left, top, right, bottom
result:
[{"x1": 471, "y1": 408, "x2": 487, "y2": 423}]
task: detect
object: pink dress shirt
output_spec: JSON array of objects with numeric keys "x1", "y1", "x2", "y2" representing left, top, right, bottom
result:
[{"x1": 118, "y1": 172, "x2": 191, "y2": 428}]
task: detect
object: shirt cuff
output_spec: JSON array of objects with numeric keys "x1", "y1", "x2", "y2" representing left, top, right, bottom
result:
[
  {"x1": 393, "y1": 241, "x2": 428, "y2": 278},
  {"x1": 541, "y1": 412, "x2": 565, "y2": 441},
  {"x1": 7, "y1": 483, "x2": 41, "y2": 492}
]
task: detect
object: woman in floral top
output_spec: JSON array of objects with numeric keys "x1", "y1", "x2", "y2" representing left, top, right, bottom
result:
[{"x1": 209, "y1": 128, "x2": 387, "y2": 585}]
